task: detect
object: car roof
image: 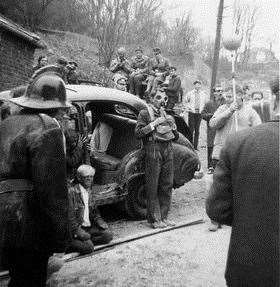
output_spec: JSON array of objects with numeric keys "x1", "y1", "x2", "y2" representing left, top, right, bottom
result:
[
  {"x1": 66, "y1": 85, "x2": 148, "y2": 112},
  {"x1": 0, "y1": 84, "x2": 149, "y2": 112}
]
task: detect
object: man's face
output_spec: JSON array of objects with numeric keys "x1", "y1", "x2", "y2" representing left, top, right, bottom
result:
[
  {"x1": 169, "y1": 68, "x2": 176, "y2": 76},
  {"x1": 194, "y1": 83, "x2": 201, "y2": 91},
  {"x1": 152, "y1": 93, "x2": 168, "y2": 109},
  {"x1": 118, "y1": 52, "x2": 125, "y2": 59},
  {"x1": 224, "y1": 90, "x2": 234, "y2": 104},
  {"x1": 79, "y1": 173, "x2": 94, "y2": 189},
  {"x1": 136, "y1": 50, "x2": 142, "y2": 58},
  {"x1": 252, "y1": 93, "x2": 263, "y2": 102},
  {"x1": 40, "y1": 57, "x2": 48, "y2": 66}
]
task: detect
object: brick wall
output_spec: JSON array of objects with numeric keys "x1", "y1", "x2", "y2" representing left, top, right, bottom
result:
[{"x1": 0, "y1": 30, "x2": 35, "y2": 91}]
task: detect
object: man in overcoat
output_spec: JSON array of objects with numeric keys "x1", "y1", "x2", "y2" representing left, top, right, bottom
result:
[
  {"x1": 206, "y1": 77, "x2": 279, "y2": 287},
  {"x1": 0, "y1": 74, "x2": 70, "y2": 287}
]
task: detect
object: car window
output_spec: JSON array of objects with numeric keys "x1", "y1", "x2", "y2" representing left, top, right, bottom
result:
[{"x1": 114, "y1": 104, "x2": 136, "y2": 119}]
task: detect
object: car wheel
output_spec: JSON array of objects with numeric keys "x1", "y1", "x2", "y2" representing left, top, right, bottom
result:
[{"x1": 125, "y1": 176, "x2": 147, "y2": 219}]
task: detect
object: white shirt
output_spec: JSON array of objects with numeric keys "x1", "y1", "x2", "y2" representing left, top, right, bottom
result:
[
  {"x1": 184, "y1": 89, "x2": 208, "y2": 113},
  {"x1": 79, "y1": 184, "x2": 91, "y2": 227}
]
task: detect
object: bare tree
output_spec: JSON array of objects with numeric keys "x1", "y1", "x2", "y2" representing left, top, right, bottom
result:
[
  {"x1": 123, "y1": 0, "x2": 164, "y2": 48},
  {"x1": 161, "y1": 13, "x2": 198, "y2": 57},
  {"x1": 0, "y1": 0, "x2": 56, "y2": 31},
  {"x1": 82, "y1": 0, "x2": 132, "y2": 67},
  {"x1": 233, "y1": 0, "x2": 259, "y2": 69}
]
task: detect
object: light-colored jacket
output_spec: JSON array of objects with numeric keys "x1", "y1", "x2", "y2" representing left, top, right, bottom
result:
[
  {"x1": 183, "y1": 89, "x2": 208, "y2": 113},
  {"x1": 210, "y1": 103, "x2": 262, "y2": 159}
]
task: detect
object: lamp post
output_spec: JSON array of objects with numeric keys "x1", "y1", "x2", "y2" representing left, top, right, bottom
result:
[{"x1": 223, "y1": 35, "x2": 242, "y2": 131}]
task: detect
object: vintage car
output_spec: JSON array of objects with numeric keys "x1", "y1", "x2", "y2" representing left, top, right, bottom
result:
[{"x1": 0, "y1": 85, "x2": 199, "y2": 219}]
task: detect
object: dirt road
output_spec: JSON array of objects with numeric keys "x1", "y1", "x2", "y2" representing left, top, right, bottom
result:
[{"x1": 51, "y1": 222, "x2": 230, "y2": 287}]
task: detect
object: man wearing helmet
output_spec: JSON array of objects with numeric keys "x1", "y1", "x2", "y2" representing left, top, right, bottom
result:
[
  {"x1": 129, "y1": 47, "x2": 149, "y2": 97},
  {"x1": 0, "y1": 74, "x2": 70, "y2": 286},
  {"x1": 135, "y1": 91, "x2": 178, "y2": 229}
]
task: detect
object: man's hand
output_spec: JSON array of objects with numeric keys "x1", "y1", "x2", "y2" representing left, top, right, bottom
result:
[
  {"x1": 152, "y1": 117, "x2": 166, "y2": 127},
  {"x1": 75, "y1": 227, "x2": 91, "y2": 241},
  {"x1": 77, "y1": 135, "x2": 88, "y2": 149},
  {"x1": 229, "y1": 102, "x2": 239, "y2": 112}
]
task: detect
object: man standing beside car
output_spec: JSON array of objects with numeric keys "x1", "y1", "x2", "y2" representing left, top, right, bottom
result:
[
  {"x1": 0, "y1": 74, "x2": 70, "y2": 287},
  {"x1": 135, "y1": 91, "x2": 179, "y2": 229}
]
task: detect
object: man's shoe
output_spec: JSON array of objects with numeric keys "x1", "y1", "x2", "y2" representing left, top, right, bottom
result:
[
  {"x1": 162, "y1": 219, "x2": 176, "y2": 227},
  {"x1": 150, "y1": 221, "x2": 167, "y2": 229},
  {"x1": 208, "y1": 222, "x2": 219, "y2": 232}
]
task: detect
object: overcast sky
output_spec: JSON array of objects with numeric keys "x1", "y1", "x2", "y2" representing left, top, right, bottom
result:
[{"x1": 161, "y1": 0, "x2": 279, "y2": 57}]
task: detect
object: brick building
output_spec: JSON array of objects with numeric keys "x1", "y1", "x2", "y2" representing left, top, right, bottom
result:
[{"x1": 0, "y1": 15, "x2": 43, "y2": 91}]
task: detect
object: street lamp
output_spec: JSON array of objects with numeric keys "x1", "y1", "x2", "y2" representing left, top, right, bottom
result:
[{"x1": 223, "y1": 35, "x2": 242, "y2": 131}]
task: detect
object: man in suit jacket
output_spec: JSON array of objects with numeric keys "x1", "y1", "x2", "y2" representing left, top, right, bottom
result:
[
  {"x1": 206, "y1": 76, "x2": 279, "y2": 287},
  {"x1": 67, "y1": 165, "x2": 113, "y2": 255},
  {"x1": 0, "y1": 75, "x2": 70, "y2": 287}
]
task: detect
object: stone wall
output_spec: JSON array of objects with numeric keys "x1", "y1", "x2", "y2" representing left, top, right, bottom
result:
[{"x1": 0, "y1": 30, "x2": 35, "y2": 91}]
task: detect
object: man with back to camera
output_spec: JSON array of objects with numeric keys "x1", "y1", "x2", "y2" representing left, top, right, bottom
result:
[
  {"x1": 184, "y1": 80, "x2": 208, "y2": 150},
  {"x1": 0, "y1": 74, "x2": 70, "y2": 287},
  {"x1": 206, "y1": 76, "x2": 279, "y2": 287},
  {"x1": 135, "y1": 90, "x2": 179, "y2": 229}
]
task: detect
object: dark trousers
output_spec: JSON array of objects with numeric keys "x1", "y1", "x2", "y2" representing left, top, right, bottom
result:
[
  {"x1": 145, "y1": 141, "x2": 174, "y2": 223},
  {"x1": 129, "y1": 74, "x2": 145, "y2": 96},
  {"x1": 7, "y1": 248, "x2": 49, "y2": 287},
  {"x1": 207, "y1": 146, "x2": 214, "y2": 168},
  {"x1": 188, "y1": 112, "x2": 202, "y2": 149},
  {"x1": 67, "y1": 227, "x2": 113, "y2": 255}
]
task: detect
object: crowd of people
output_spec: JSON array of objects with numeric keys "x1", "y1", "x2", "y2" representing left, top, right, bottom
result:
[{"x1": 0, "y1": 45, "x2": 278, "y2": 287}]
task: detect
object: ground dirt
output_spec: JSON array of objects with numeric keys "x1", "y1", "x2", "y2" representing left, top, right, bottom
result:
[{"x1": 48, "y1": 130, "x2": 231, "y2": 287}]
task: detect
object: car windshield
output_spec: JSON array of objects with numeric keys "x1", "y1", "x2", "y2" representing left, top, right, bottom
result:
[{"x1": 114, "y1": 104, "x2": 136, "y2": 119}]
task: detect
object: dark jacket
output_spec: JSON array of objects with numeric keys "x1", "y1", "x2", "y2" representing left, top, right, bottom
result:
[
  {"x1": 68, "y1": 184, "x2": 107, "y2": 237},
  {"x1": 201, "y1": 99, "x2": 223, "y2": 146},
  {"x1": 0, "y1": 112, "x2": 69, "y2": 267},
  {"x1": 206, "y1": 121, "x2": 279, "y2": 287},
  {"x1": 165, "y1": 75, "x2": 181, "y2": 102},
  {"x1": 130, "y1": 55, "x2": 149, "y2": 74}
]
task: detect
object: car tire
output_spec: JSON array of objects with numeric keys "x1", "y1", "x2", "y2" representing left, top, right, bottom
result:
[{"x1": 125, "y1": 176, "x2": 147, "y2": 220}]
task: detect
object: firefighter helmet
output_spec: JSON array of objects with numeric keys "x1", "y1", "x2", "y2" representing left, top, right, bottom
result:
[{"x1": 10, "y1": 74, "x2": 71, "y2": 109}]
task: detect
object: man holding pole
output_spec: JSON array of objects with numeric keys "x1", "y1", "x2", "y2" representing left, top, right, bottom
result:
[{"x1": 209, "y1": 85, "x2": 261, "y2": 163}]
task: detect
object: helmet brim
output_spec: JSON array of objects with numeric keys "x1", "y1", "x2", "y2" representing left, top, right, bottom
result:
[{"x1": 9, "y1": 96, "x2": 71, "y2": 109}]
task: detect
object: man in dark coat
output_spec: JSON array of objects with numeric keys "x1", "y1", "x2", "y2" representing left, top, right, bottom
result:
[
  {"x1": 201, "y1": 86, "x2": 224, "y2": 173},
  {"x1": 206, "y1": 76, "x2": 279, "y2": 287},
  {"x1": 135, "y1": 91, "x2": 179, "y2": 229},
  {"x1": 0, "y1": 75, "x2": 70, "y2": 287},
  {"x1": 165, "y1": 66, "x2": 181, "y2": 110}
]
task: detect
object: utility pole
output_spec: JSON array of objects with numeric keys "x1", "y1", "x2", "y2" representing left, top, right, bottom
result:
[{"x1": 210, "y1": 0, "x2": 224, "y2": 100}]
